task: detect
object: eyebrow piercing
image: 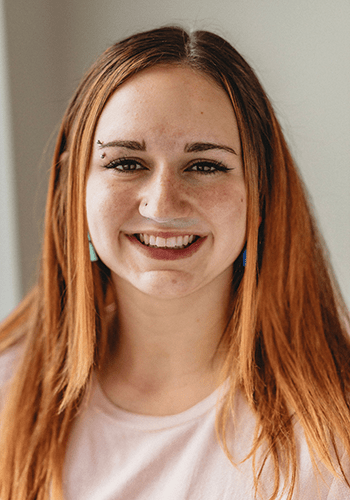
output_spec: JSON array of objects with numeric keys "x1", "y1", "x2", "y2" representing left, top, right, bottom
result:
[
  {"x1": 97, "y1": 139, "x2": 103, "y2": 147},
  {"x1": 100, "y1": 153, "x2": 106, "y2": 159}
]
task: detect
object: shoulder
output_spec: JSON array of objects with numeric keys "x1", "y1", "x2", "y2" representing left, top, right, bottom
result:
[
  {"x1": 0, "y1": 342, "x2": 24, "y2": 407},
  {"x1": 0, "y1": 343, "x2": 23, "y2": 383}
]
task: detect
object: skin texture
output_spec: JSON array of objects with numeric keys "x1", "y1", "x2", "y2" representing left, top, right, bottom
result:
[{"x1": 86, "y1": 66, "x2": 247, "y2": 415}]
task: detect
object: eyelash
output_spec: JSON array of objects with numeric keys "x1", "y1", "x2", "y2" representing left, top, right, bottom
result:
[{"x1": 103, "y1": 158, "x2": 232, "y2": 176}]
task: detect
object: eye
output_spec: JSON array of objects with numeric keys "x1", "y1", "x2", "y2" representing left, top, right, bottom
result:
[
  {"x1": 104, "y1": 158, "x2": 145, "y2": 173},
  {"x1": 186, "y1": 160, "x2": 233, "y2": 175}
]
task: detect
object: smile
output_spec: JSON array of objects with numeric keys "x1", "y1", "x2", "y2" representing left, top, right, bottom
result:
[
  {"x1": 134, "y1": 234, "x2": 200, "y2": 249},
  {"x1": 127, "y1": 233, "x2": 207, "y2": 261}
]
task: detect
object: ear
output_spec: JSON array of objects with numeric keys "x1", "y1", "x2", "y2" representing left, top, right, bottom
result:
[{"x1": 59, "y1": 151, "x2": 69, "y2": 162}]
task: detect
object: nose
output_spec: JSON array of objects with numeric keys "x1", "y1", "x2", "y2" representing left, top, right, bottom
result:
[{"x1": 139, "y1": 168, "x2": 191, "y2": 223}]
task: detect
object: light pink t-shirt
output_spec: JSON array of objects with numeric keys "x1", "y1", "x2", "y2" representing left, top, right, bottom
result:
[{"x1": 0, "y1": 345, "x2": 349, "y2": 499}]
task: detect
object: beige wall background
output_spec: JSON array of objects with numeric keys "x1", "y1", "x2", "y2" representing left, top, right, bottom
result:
[{"x1": 0, "y1": 0, "x2": 349, "y2": 320}]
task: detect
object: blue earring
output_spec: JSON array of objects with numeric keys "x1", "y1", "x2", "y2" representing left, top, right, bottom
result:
[
  {"x1": 243, "y1": 249, "x2": 246, "y2": 267},
  {"x1": 87, "y1": 233, "x2": 98, "y2": 262}
]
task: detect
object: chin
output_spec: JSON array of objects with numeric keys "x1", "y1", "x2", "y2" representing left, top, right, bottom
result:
[
  {"x1": 143, "y1": 275, "x2": 199, "y2": 299},
  {"x1": 118, "y1": 270, "x2": 201, "y2": 300}
]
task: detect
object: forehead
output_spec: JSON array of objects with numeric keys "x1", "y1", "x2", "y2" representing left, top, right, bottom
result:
[{"x1": 94, "y1": 65, "x2": 240, "y2": 150}]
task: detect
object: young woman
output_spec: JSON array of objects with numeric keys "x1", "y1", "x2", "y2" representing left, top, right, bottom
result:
[{"x1": 0, "y1": 26, "x2": 349, "y2": 500}]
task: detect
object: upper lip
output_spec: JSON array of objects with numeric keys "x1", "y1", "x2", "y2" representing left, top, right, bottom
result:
[{"x1": 127, "y1": 231, "x2": 205, "y2": 238}]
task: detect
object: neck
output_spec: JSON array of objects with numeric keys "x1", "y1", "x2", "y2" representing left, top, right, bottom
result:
[{"x1": 99, "y1": 268, "x2": 233, "y2": 414}]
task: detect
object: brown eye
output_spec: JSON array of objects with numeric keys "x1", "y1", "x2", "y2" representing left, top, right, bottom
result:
[
  {"x1": 187, "y1": 161, "x2": 232, "y2": 175},
  {"x1": 104, "y1": 159, "x2": 145, "y2": 172}
]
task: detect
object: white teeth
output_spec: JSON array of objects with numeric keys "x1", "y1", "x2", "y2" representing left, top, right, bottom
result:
[
  {"x1": 137, "y1": 234, "x2": 198, "y2": 249},
  {"x1": 155, "y1": 237, "x2": 166, "y2": 247},
  {"x1": 166, "y1": 237, "x2": 177, "y2": 247}
]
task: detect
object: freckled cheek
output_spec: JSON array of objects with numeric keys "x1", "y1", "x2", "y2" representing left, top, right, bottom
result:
[
  {"x1": 86, "y1": 182, "x2": 136, "y2": 233},
  {"x1": 198, "y1": 184, "x2": 247, "y2": 227}
]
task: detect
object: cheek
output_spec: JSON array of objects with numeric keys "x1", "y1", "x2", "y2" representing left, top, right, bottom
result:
[
  {"x1": 86, "y1": 178, "x2": 135, "y2": 232},
  {"x1": 199, "y1": 182, "x2": 246, "y2": 228}
]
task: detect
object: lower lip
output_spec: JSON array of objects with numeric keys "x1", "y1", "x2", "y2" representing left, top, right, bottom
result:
[{"x1": 126, "y1": 235, "x2": 208, "y2": 260}]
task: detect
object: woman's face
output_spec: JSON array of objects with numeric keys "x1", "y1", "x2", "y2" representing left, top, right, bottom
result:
[{"x1": 86, "y1": 65, "x2": 246, "y2": 299}]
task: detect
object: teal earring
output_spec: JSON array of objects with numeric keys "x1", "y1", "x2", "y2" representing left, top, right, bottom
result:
[
  {"x1": 87, "y1": 233, "x2": 98, "y2": 262},
  {"x1": 243, "y1": 249, "x2": 246, "y2": 267}
]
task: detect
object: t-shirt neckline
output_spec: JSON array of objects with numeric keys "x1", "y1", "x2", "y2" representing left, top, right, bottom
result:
[{"x1": 90, "y1": 376, "x2": 229, "y2": 431}]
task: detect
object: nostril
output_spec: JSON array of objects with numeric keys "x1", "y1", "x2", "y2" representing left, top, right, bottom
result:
[{"x1": 139, "y1": 188, "x2": 191, "y2": 223}]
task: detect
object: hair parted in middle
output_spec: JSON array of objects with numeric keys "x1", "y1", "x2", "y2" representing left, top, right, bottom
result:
[
  {"x1": 1, "y1": 26, "x2": 349, "y2": 500},
  {"x1": 50, "y1": 25, "x2": 271, "y2": 401}
]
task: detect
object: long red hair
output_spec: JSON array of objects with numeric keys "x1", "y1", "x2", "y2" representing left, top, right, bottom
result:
[{"x1": 0, "y1": 27, "x2": 349, "y2": 500}]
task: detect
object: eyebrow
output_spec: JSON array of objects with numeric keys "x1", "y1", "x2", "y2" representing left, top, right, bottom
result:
[
  {"x1": 99, "y1": 140, "x2": 146, "y2": 151},
  {"x1": 184, "y1": 142, "x2": 237, "y2": 155},
  {"x1": 98, "y1": 139, "x2": 237, "y2": 155}
]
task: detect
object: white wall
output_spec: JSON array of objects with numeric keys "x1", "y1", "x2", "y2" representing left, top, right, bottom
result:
[
  {"x1": 2, "y1": 0, "x2": 67, "y2": 305},
  {"x1": 0, "y1": 0, "x2": 20, "y2": 321},
  {"x1": 1, "y1": 0, "x2": 349, "y2": 318}
]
